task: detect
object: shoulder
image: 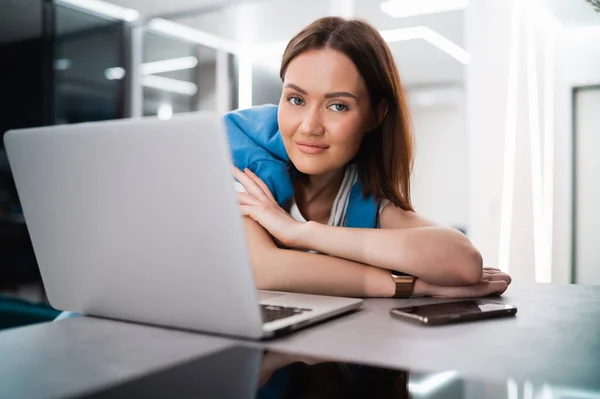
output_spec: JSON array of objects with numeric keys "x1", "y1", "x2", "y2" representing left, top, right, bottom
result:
[{"x1": 223, "y1": 104, "x2": 279, "y2": 128}]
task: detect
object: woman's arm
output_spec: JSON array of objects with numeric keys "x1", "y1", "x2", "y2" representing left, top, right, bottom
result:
[
  {"x1": 293, "y1": 205, "x2": 483, "y2": 287},
  {"x1": 235, "y1": 167, "x2": 485, "y2": 289},
  {"x1": 244, "y1": 217, "x2": 395, "y2": 297},
  {"x1": 244, "y1": 217, "x2": 507, "y2": 298}
]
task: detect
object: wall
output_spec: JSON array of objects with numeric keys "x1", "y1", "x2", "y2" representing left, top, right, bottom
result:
[
  {"x1": 410, "y1": 100, "x2": 468, "y2": 231},
  {"x1": 465, "y1": 0, "x2": 516, "y2": 273},
  {"x1": 553, "y1": 27, "x2": 600, "y2": 284},
  {"x1": 251, "y1": 63, "x2": 282, "y2": 106},
  {"x1": 466, "y1": 0, "x2": 600, "y2": 283},
  {"x1": 573, "y1": 88, "x2": 600, "y2": 285},
  {"x1": 197, "y1": 60, "x2": 218, "y2": 111},
  {"x1": 465, "y1": 0, "x2": 551, "y2": 281},
  {"x1": 54, "y1": 21, "x2": 126, "y2": 123}
]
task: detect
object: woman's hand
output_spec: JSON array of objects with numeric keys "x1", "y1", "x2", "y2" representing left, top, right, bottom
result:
[
  {"x1": 416, "y1": 268, "x2": 512, "y2": 298},
  {"x1": 233, "y1": 166, "x2": 305, "y2": 248}
]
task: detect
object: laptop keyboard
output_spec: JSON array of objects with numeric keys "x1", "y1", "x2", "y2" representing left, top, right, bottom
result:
[{"x1": 260, "y1": 304, "x2": 312, "y2": 323}]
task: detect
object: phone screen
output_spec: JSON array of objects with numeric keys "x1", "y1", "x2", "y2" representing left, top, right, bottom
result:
[{"x1": 392, "y1": 300, "x2": 516, "y2": 321}]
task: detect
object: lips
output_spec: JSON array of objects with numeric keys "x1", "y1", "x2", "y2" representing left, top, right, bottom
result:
[{"x1": 295, "y1": 141, "x2": 329, "y2": 155}]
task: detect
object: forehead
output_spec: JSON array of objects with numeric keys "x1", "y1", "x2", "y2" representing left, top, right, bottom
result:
[{"x1": 283, "y1": 49, "x2": 366, "y2": 95}]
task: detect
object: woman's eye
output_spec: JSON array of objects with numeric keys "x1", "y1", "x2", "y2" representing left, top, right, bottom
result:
[
  {"x1": 288, "y1": 96, "x2": 304, "y2": 106},
  {"x1": 328, "y1": 103, "x2": 349, "y2": 112}
]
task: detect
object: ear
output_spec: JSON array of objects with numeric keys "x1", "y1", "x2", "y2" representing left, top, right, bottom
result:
[
  {"x1": 368, "y1": 100, "x2": 389, "y2": 131},
  {"x1": 376, "y1": 100, "x2": 389, "y2": 125}
]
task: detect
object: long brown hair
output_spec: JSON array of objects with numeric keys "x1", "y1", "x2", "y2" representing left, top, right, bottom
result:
[{"x1": 280, "y1": 17, "x2": 414, "y2": 211}]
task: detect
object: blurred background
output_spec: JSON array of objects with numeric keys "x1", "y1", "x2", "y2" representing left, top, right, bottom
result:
[{"x1": 0, "y1": 0, "x2": 599, "y2": 328}]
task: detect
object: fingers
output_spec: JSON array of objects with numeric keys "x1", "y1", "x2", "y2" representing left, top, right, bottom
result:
[
  {"x1": 238, "y1": 192, "x2": 261, "y2": 206},
  {"x1": 233, "y1": 166, "x2": 268, "y2": 201},
  {"x1": 239, "y1": 205, "x2": 255, "y2": 219},
  {"x1": 485, "y1": 280, "x2": 508, "y2": 296},
  {"x1": 483, "y1": 268, "x2": 502, "y2": 272},
  {"x1": 432, "y1": 280, "x2": 508, "y2": 299},
  {"x1": 488, "y1": 273, "x2": 512, "y2": 285},
  {"x1": 238, "y1": 194, "x2": 262, "y2": 222},
  {"x1": 244, "y1": 168, "x2": 276, "y2": 203},
  {"x1": 482, "y1": 269, "x2": 512, "y2": 285}
]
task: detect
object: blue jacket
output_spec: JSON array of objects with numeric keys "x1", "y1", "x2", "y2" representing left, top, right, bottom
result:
[{"x1": 224, "y1": 104, "x2": 379, "y2": 228}]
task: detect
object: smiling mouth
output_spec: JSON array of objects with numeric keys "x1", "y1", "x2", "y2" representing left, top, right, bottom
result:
[{"x1": 296, "y1": 142, "x2": 329, "y2": 154}]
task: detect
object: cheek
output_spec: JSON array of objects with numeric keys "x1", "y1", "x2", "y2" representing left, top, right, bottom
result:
[
  {"x1": 277, "y1": 106, "x2": 297, "y2": 141},
  {"x1": 327, "y1": 115, "x2": 367, "y2": 152}
]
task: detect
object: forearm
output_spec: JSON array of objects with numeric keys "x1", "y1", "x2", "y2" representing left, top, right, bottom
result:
[
  {"x1": 297, "y1": 223, "x2": 482, "y2": 286},
  {"x1": 253, "y1": 247, "x2": 396, "y2": 298}
]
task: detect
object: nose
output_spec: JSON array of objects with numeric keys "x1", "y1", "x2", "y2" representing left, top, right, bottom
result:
[{"x1": 299, "y1": 106, "x2": 325, "y2": 136}]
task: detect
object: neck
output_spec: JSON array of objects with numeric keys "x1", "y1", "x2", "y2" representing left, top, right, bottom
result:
[{"x1": 299, "y1": 167, "x2": 345, "y2": 204}]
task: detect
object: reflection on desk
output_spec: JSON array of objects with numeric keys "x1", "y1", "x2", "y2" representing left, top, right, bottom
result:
[{"x1": 76, "y1": 346, "x2": 600, "y2": 399}]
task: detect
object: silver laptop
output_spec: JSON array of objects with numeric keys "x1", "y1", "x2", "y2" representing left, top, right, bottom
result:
[{"x1": 4, "y1": 113, "x2": 362, "y2": 339}]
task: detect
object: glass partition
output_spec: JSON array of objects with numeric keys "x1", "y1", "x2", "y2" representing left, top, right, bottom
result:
[{"x1": 54, "y1": 4, "x2": 126, "y2": 124}]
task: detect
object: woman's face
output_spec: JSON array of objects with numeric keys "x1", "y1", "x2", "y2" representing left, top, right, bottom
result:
[{"x1": 278, "y1": 49, "x2": 376, "y2": 176}]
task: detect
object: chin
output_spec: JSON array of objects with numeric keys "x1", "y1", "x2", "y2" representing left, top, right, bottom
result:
[{"x1": 289, "y1": 155, "x2": 339, "y2": 176}]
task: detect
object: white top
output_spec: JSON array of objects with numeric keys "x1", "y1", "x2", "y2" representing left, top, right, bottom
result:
[{"x1": 235, "y1": 164, "x2": 390, "y2": 227}]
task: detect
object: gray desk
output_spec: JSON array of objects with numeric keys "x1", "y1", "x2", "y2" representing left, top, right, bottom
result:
[{"x1": 2, "y1": 283, "x2": 600, "y2": 398}]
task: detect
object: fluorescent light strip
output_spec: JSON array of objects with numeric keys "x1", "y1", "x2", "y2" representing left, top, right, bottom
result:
[
  {"x1": 408, "y1": 371, "x2": 457, "y2": 395},
  {"x1": 380, "y1": 0, "x2": 468, "y2": 19},
  {"x1": 379, "y1": 26, "x2": 428, "y2": 42},
  {"x1": 254, "y1": 27, "x2": 470, "y2": 65},
  {"x1": 498, "y1": 4, "x2": 522, "y2": 273},
  {"x1": 105, "y1": 56, "x2": 198, "y2": 82},
  {"x1": 380, "y1": 27, "x2": 471, "y2": 64},
  {"x1": 141, "y1": 56, "x2": 198, "y2": 75},
  {"x1": 143, "y1": 20, "x2": 470, "y2": 113},
  {"x1": 55, "y1": 0, "x2": 139, "y2": 22},
  {"x1": 542, "y1": 34, "x2": 555, "y2": 283},
  {"x1": 526, "y1": 11, "x2": 545, "y2": 283},
  {"x1": 146, "y1": 18, "x2": 240, "y2": 54},
  {"x1": 422, "y1": 28, "x2": 471, "y2": 64},
  {"x1": 141, "y1": 75, "x2": 198, "y2": 96}
]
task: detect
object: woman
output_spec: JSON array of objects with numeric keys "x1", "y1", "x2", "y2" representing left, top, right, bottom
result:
[
  {"x1": 228, "y1": 16, "x2": 511, "y2": 298},
  {"x1": 257, "y1": 351, "x2": 410, "y2": 399}
]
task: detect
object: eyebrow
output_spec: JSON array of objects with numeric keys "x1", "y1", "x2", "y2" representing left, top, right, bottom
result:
[{"x1": 284, "y1": 83, "x2": 358, "y2": 100}]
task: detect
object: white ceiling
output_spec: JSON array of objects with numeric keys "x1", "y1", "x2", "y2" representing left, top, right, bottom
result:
[
  {"x1": 2, "y1": 0, "x2": 598, "y2": 45},
  {"x1": 169, "y1": 0, "x2": 465, "y2": 86},
  {"x1": 3, "y1": 0, "x2": 597, "y2": 88},
  {"x1": 0, "y1": 0, "x2": 468, "y2": 89}
]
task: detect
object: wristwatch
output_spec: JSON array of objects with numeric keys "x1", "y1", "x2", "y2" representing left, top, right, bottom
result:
[{"x1": 390, "y1": 271, "x2": 416, "y2": 298}]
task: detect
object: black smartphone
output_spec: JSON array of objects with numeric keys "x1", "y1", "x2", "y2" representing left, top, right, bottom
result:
[{"x1": 390, "y1": 299, "x2": 517, "y2": 326}]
